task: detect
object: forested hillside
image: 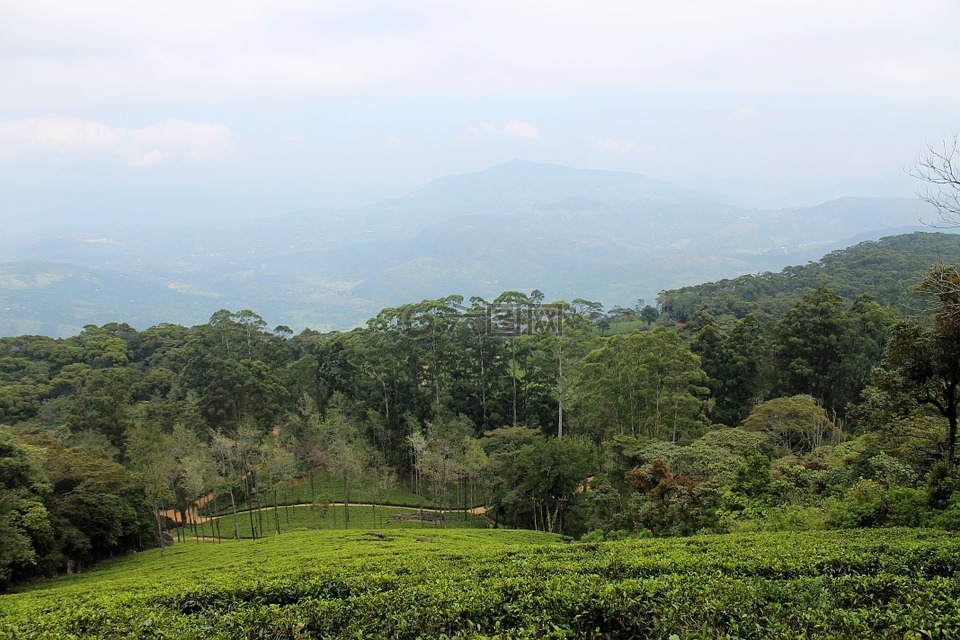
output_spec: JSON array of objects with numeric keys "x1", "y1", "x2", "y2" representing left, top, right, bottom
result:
[
  {"x1": 3, "y1": 235, "x2": 960, "y2": 590},
  {"x1": 658, "y1": 232, "x2": 960, "y2": 323}
]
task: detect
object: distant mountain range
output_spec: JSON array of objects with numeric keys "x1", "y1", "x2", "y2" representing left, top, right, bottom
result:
[{"x1": 0, "y1": 160, "x2": 946, "y2": 337}]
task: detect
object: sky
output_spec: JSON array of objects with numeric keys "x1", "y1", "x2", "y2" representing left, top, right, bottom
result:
[{"x1": 2, "y1": 0, "x2": 959, "y2": 235}]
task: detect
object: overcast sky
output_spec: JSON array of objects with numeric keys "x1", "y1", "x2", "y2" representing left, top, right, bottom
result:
[{"x1": 2, "y1": 0, "x2": 959, "y2": 233}]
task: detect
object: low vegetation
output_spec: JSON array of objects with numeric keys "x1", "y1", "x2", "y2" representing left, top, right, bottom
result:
[{"x1": 2, "y1": 528, "x2": 958, "y2": 638}]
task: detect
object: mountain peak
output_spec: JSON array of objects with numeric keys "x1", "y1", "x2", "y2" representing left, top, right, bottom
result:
[{"x1": 405, "y1": 160, "x2": 696, "y2": 213}]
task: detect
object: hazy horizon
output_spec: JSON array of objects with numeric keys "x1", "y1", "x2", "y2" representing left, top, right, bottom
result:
[{"x1": 2, "y1": 0, "x2": 958, "y2": 239}]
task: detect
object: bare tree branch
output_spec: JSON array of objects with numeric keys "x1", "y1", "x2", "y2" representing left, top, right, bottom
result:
[
  {"x1": 910, "y1": 135, "x2": 960, "y2": 227},
  {"x1": 918, "y1": 262, "x2": 960, "y2": 318}
]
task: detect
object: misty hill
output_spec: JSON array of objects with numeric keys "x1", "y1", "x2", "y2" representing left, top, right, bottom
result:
[
  {"x1": 140, "y1": 160, "x2": 716, "y2": 264},
  {"x1": 0, "y1": 261, "x2": 211, "y2": 337},
  {"x1": 0, "y1": 161, "x2": 946, "y2": 337}
]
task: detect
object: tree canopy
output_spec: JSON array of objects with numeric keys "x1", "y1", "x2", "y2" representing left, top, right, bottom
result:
[{"x1": 6, "y1": 245, "x2": 960, "y2": 588}]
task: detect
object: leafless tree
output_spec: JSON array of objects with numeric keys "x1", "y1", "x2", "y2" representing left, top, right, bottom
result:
[
  {"x1": 910, "y1": 135, "x2": 960, "y2": 316},
  {"x1": 911, "y1": 135, "x2": 960, "y2": 227},
  {"x1": 918, "y1": 262, "x2": 960, "y2": 318}
]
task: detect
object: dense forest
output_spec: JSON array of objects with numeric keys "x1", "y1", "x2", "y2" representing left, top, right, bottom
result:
[
  {"x1": 3, "y1": 232, "x2": 960, "y2": 589},
  {"x1": 658, "y1": 232, "x2": 960, "y2": 323}
]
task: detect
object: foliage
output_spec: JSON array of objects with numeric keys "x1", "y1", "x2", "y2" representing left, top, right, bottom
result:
[
  {"x1": 1, "y1": 260, "x2": 960, "y2": 591},
  {"x1": 658, "y1": 232, "x2": 960, "y2": 323},
  {"x1": 625, "y1": 459, "x2": 711, "y2": 536},
  {"x1": 690, "y1": 313, "x2": 770, "y2": 425},
  {"x1": 0, "y1": 429, "x2": 51, "y2": 588},
  {"x1": 486, "y1": 434, "x2": 596, "y2": 533},
  {"x1": 868, "y1": 264, "x2": 960, "y2": 474},
  {"x1": 577, "y1": 328, "x2": 710, "y2": 444},
  {"x1": 743, "y1": 395, "x2": 837, "y2": 454},
  {"x1": 3, "y1": 528, "x2": 960, "y2": 638},
  {"x1": 0, "y1": 429, "x2": 153, "y2": 586}
]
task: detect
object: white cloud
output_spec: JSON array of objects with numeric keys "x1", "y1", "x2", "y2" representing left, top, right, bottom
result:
[
  {"x1": 503, "y1": 120, "x2": 540, "y2": 140},
  {"x1": 466, "y1": 120, "x2": 540, "y2": 140},
  {"x1": 1, "y1": 0, "x2": 958, "y2": 215},
  {"x1": 0, "y1": 116, "x2": 238, "y2": 166},
  {"x1": 5, "y1": 0, "x2": 956, "y2": 109},
  {"x1": 595, "y1": 136, "x2": 640, "y2": 155}
]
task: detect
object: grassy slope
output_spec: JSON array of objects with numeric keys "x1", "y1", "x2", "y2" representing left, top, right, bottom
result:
[
  {"x1": 3, "y1": 528, "x2": 960, "y2": 639},
  {"x1": 200, "y1": 470, "x2": 470, "y2": 518},
  {"x1": 195, "y1": 503, "x2": 487, "y2": 539}
]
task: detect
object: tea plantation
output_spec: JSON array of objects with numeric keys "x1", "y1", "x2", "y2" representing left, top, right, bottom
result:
[{"x1": 2, "y1": 527, "x2": 959, "y2": 639}]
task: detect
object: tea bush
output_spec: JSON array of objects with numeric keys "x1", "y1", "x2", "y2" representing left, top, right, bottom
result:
[{"x1": 2, "y1": 528, "x2": 958, "y2": 639}]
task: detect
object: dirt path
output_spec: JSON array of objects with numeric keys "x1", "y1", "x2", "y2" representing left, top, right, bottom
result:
[{"x1": 161, "y1": 490, "x2": 218, "y2": 525}]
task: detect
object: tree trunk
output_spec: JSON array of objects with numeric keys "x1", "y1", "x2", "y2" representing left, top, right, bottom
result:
[
  {"x1": 479, "y1": 338, "x2": 488, "y2": 428},
  {"x1": 274, "y1": 491, "x2": 281, "y2": 536},
  {"x1": 557, "y1": 319, "x2": 564, "y2": 438},
  {"x1": 344, "y1": 473, "x2": 350, "y2": 529},
  {"x1": 245, "y1": 471, "x2": 257, "y2": 539},
  {"x1": 229, "y1": 488, "x2": 240, "y2": 540},
  {"x1": 154, "y1": 500, "x2": 166, "y2": 559},
  {"x1": 247, "y1": 498, "x2": 257, "y2": 539},
  {"x1": 512, "y1": 339, "x2": 518, "y2": 427},
  {"x1": 550, "y1": 501, "x2": 562, "y2": 534},
  {"x1": 418, "y1": 468, "x2": 425, "y2": 529},
  {"x1": 947, "y1": 386, "x2": 958, "y2": 476}
]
